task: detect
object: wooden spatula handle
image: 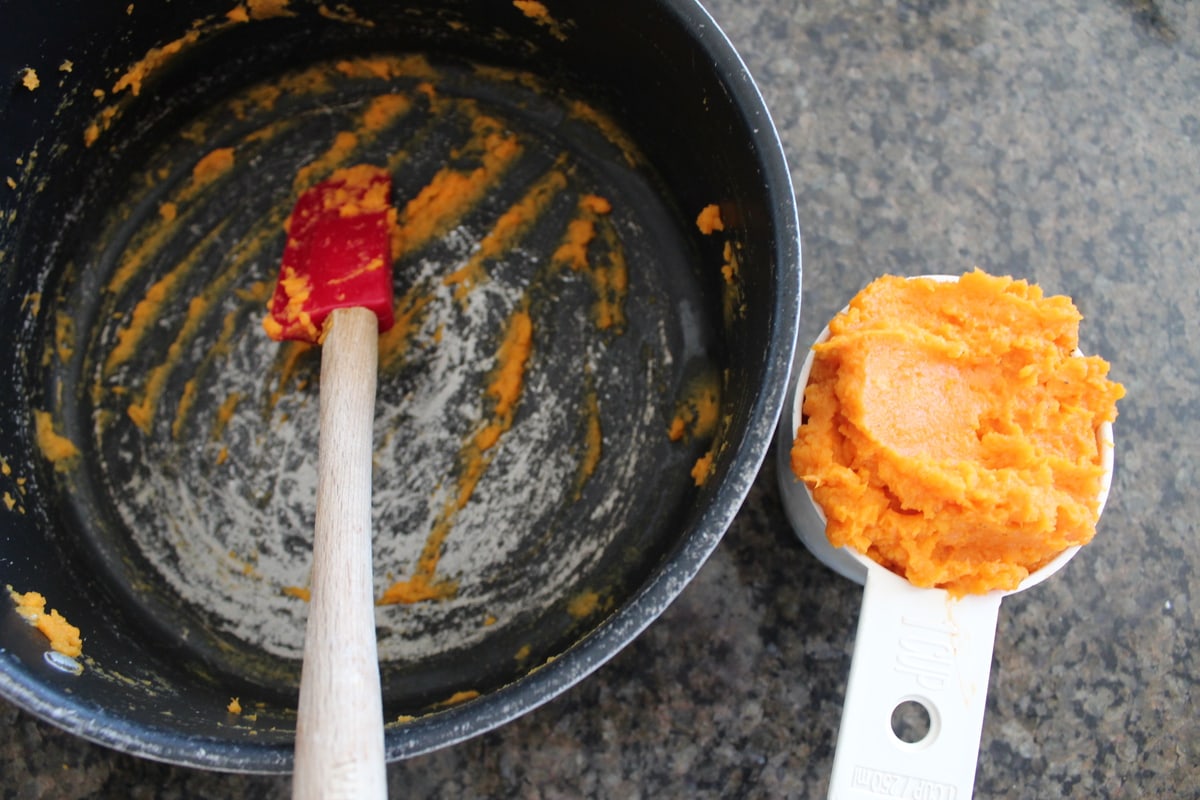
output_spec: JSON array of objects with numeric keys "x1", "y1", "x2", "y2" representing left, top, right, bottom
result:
[{"x1": 293, "y1": 306, "x2": 387, "y2": 800}]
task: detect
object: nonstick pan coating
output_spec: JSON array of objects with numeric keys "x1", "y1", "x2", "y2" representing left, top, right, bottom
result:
[{"x1": 0, "y1": 0, "x2": 801, "y2": 770}]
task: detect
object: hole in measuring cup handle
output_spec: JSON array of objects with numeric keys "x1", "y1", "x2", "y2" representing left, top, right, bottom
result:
[{"x1": 890, "y1": 696, "x2": 939, "y2": 749}]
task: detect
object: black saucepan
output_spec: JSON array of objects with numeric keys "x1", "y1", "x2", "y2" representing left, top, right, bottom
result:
[{"x1": 0, "y1": 0, "x2": 800, "y2": 771}]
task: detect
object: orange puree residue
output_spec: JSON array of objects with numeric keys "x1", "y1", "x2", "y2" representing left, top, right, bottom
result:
[
  {"x1": 172, "y1": 378, "x2": 199, "y2": 440},
  {"x1": 574, "y1": 382, "x2": 603, "y2": 499},
  {"x1": 112, "y1": 30, "x2": 202, "y2": 97},
  {"x1": 484, "y1": 310, "x2": 534, "y2": 423},
  {"x1": 379, "y1": 307, "x2": 534, "y2": 606},
  {"x1": 791, "y1": 270, "x2": 1125, "y2": 596},
  {"x1": 294, "y1": 131, "x2": 359, "y2": 193},
  {"x1": 317, "y1": 3, "x2": 376, "y2": 26},
  {"x1": 319, "y1": 163, "x2": 393, "y2": 216},
  {"x1": 379, "y1": 283, "x2": 435, "y2": 373},
  {"x1": 552, "y1": 195, "x2": 610, "y2": 271},
  {"x1": 119, "y1": 223, "x2": 231, "y2": 432},
  {"x1": 721, "y1": 241, "x2": 739, "y2": 286},
  {"x1": 335, "y1": 54, "x2": 438, "y2": 82},
  {"x1": 245, "y1": 0, "x2": 293, "y2": 19},
  {"x1": 668, "y1": 372, "x2": 721, "y2": 442},
  {"x1": 391, "y1": 114, "x2": 523, "y2": 260},
  {"x1": 552, "y1": 193, "x2": 626, "y2": 329},
  {"x1": 267, "y1": 341, "x2": 314, "y2": 416},
  {"x1": 34, "y1": 410, "x2": 80, "y2": 470},
  {"x1": 292, "y1": 95, "x2": 413, "y2": 191},
  {"x1": 444, "y1": 167, "x2": 568, "y2": 300},
  {"x1": 591, "y1": 223, "x2": 628, "y2": 331},
  {"x1": 696, "y1": 204, "x2": 724, "y2": 235},
  {"x1": 362, "y1": 94, "x2": 413, "y2": 133},
  {"x1": 54, "y1": 310, "x2": 75, "y2": 364},
  {"x1": 567, "y1": 589, "x2": 602, "y2": 619},
  {"x1": 282, "y1": 585, "x2": 311, "y2": 602},
  {"x1": 567, "y1": 100, "x2": 641, "y2": 168},
  {"x1": 513, "y1": 0, "x2": 569, "y2": 41},
  {"x1": 9, "y1": 588, "x2": 83, "y2": 658},
  {"x1": 691, "y1": 449, "x2": 715, "y2": 487},
  {"x1": 211, "y1": 392, "x2": 242, "y2": 441},
  {"x1": 432, "y1": 689, "x2": 481, "y2": 709},
  {"x1": 189, "y1": 147, "x2": 236, "y2": 193},
  {"x1": 106, "y1": 273, "x2": 173, "y2": 374}
]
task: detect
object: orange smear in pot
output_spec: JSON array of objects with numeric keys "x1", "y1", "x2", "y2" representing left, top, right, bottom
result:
[
  {"x1": 790, "y1": 270, "x2": 1124, "y2": 596},
  {"x1": 34, "y1": 410, "x2": 80, "y2": 470},
  {"x1": 379, "y1": 307, "x2": 534, "y2": 605},
  {"x1": 9, "y1": 589, "x2": 83, "y2": 658}
]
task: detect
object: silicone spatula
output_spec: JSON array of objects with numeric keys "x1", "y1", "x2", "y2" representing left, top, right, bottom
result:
[{"x1": 265, "y1": 164, "x2": 395, "y2": 800}]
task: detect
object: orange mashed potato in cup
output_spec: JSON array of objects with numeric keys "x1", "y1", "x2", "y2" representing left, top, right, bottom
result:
[{"x1": 791, "y1": 270, "x2": 1124, "y2": 595}]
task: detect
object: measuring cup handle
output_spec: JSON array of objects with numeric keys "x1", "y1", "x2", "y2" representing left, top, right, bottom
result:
[{"x1": 828, "y1": 565, "x2": 1003, "y2": 800}]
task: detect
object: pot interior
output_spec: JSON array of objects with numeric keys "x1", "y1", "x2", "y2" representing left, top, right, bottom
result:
[{"x1": 0, "y1": 0, "x2": 798, "y2": 770}]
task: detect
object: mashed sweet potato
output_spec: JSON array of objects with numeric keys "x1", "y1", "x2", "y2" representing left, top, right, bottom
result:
[{"x1": 791, "y1": 271, "x2": 1124, "y2": 595}]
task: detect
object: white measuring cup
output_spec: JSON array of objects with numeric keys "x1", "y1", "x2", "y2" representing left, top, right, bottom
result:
[{"x1": 776, "y1": 277, "x2": 1116, "y2": 800}]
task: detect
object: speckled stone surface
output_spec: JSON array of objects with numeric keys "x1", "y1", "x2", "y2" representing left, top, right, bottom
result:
[{"x1": 3, "y1": 0, "x2": 1198, "y2": 797}]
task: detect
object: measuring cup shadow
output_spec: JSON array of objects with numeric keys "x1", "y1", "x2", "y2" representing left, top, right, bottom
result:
[{"x1": 773, "y1": 285, "x2": 1116, "y2": 800}]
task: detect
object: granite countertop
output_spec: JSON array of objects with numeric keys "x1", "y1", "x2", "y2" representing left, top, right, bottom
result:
[{"x1": 4, "y1": 0, "x2": 1198, "y2": 797}]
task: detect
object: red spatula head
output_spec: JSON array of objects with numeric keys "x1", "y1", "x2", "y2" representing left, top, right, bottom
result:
[{"x1": 264, "y1": 164, "x2": 396, "y2": 343}]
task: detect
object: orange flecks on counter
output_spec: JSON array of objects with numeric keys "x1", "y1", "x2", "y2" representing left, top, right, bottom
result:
[
  {"x1": 790, "y1": 270, "x2": 1125, "y2": 596},
  {"x1": 9, "y1": 589, "x2": 83, "y2": 658}
]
